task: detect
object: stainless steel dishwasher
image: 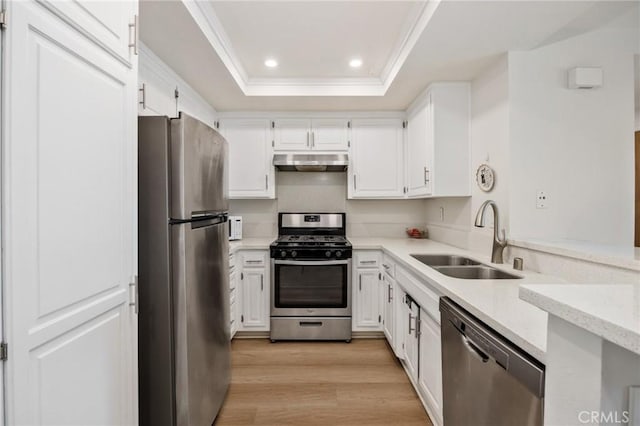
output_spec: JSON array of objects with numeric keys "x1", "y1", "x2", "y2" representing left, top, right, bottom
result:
[{"x1": 440, "y1": 297, "x2": 545, "y2": 426}]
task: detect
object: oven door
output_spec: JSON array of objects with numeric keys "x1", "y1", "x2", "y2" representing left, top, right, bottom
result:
[{"x1": 271, "y1": 259, "x2": 352, "y2": 317}]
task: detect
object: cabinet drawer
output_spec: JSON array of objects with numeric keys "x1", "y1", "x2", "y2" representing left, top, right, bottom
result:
[
  {"x1": 381, "y1": 255, "x2": 396, "y2": 278},
  {"x1": 242, "y1": 251, "x2": 267, "y2": 267},
  {"x1": 354, "y1": 251, "x2": 381, "y2": 268}
]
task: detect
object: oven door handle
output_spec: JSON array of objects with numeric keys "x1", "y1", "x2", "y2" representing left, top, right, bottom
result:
[{"x1": 274, "y1": 260, "x2": 350, "y2": 266}]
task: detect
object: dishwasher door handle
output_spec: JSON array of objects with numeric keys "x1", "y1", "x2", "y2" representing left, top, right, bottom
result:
[{"x1": 462, "y1": 335, "x2": 489, "y2": 363}]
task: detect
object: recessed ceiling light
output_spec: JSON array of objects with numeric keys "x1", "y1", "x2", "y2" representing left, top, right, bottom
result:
[
  {"x1": 264, "y1": 59, "x2": 278, "y2": 68},
  {"x1": 349, "y1": 58, "x2": 363, "y2": 68}
]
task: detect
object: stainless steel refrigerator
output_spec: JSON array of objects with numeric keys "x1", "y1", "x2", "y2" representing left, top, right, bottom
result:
[{"x1": 138, "y1": 112, "x2": 230, "y2": 426}]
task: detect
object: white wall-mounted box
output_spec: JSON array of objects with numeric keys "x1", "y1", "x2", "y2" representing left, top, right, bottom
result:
[{"x1": 568, "y1": 67, "x2": 603, "y2": 89}]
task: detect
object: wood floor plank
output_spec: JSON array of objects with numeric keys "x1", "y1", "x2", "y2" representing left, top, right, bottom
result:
[{"x1": 215, "y1": 339, "x2": 433, "y2": 426}]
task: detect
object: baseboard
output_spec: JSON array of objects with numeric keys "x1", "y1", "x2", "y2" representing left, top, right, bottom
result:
[{"x1": 233, "y1": 331, "x2": 385, "y2": 340}]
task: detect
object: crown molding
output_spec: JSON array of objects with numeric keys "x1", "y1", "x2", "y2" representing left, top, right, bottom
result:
[{"x1": 182, "y1": 0, "x2": 441, "y2": 97}]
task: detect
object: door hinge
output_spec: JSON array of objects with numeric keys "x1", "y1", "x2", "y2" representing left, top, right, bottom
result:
[
  {"x1": 174, "y1": 87, "x2": 179, "y2": 99},
  {"x1": 0, "y1": 10, "x2": 7, "y2": 30},
  {"x1": 128, "y1": 14, "x2": 138, "y2": 55},
  {"x1": 129, "y1": 275, "x2": 138, "y2": 314},
  {"x1": 0, "y1": 343, "x2": 7, "y2": 361}
]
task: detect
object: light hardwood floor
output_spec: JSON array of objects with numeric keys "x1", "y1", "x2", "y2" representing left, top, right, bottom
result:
[{"x1": 215, "y1": 339, "x2": 433, "y2": 425}]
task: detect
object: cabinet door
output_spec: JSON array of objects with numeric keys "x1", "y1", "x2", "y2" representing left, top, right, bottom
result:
[
  {"x1": 382, "y1": 274, "x2": 396, "y2": 353},
  {"x1": 353, "y1": 269, "x2": 382, "y2": 331},
  {"x1": 419, "y1": 311, "x2": 443, "y2": 425},
  {"x1": 5, "y1": 2, "x2": 138, "y2": 424},
  {"x1": 406, "y1": 98, "x2": 433, "y2": 197},
  {"x1": 241, "y1": 268, "x2": 269, "y2": 330},
  {"x1": 350, "y1": 119, "x2": 404, "y2": 198},
  {"x1": 39, "y1": 0, "x2": 137, "y2": 64},
  {"x1": 311, "y1": 118, "x2": 349, "y2": 151},
  {"x1": 403, "y1": 298, "x2": 420, "y2": 382},
  {"x1": 273, "y1": 118, "x2": 311, "y2": 151},
  {"x1": 220, "y1": 119, "x2": 275, "y2": 199},
  {"x1": 137, "y1": 77, "x2": 175, "y2": 117}
]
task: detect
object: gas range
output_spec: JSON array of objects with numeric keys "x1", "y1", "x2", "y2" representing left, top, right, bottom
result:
[
  {"x1": 269, "y1": 213, "x2": 352, "y2": 260},
  {"x1": 270, "y1": 212, "x2": 352, "y2": 342}
]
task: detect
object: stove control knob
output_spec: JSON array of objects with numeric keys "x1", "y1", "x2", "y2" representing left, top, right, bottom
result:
[
  {"x1": 291, "y1": 251, "x2": 297, "y2": 258},
  {"x1": 336, "y1": 251, "x2": 342, "y2": 258},
  {"x1": 325, "y1": 251, "x2": 331, "y2": 258},
  {"x1": 280, "y1": 250, "x2": 287, "y2": 258}
]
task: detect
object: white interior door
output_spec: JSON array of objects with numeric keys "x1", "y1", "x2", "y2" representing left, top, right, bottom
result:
[{"x1": 3, "y1": 1, "x2": 138, "y2": 425}]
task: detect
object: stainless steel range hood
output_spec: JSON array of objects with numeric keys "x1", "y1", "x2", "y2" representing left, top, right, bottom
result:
[{"x1": 273, "y1": 153, "x2": 348, "y2": 172}]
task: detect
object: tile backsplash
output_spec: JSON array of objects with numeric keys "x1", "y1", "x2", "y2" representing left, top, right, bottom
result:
[{"x1": 229, "y1": 172, "x2": 427, "y2": 238}]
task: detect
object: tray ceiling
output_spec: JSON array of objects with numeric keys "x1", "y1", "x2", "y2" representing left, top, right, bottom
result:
[{"x1": 139, "y1": 0, "x2": 638, "y2": 111}]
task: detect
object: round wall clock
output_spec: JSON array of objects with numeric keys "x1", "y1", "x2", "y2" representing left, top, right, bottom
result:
[{"x1": 476, "y1": 164, "x2": 495, "y2": 192}]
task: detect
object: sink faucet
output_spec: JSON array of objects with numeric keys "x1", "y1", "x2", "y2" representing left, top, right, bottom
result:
[{"x1": 474, "y1": 200, "x2": 507, "y2": 263}]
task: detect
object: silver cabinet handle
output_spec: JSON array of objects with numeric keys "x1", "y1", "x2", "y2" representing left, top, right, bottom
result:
[
  {"x1": 265, "y1": 174, "x2": 268, "y2": 190},
  {"x1": 360, "y1": 260, "x2": 376, "y2": 265},
  {"x1": 353, "y1": 175, "x2": 357, "y2": 190},
  {"x1": 312, "y1": 131, "x2": 315, "y2": 148},
  {"x1": 260, "y1": 274, "x2": 264, "y2": 291},
  {"x1": 388, "y1": 284, "x2": 392, "y2": 303},
  {"x1": 359, "y1": 275, "x2": 362, "y2": 291},
  {"x1": 306, "y1": 131, "x2": 310, "y2": 147},
  {"x1": 408, "y1": 313, "x2": 415, "y2": 334},
  {"x1": 139, "y1": 83, "x2": 146, "y2": 109},
  {"x1": 246, "y1": 260, "x2": 262, "y2": 264},
  {"x1": 128, "y1": 15, "x2": 139, "y2": 55},
  {"x1": 423, "y1": 166, "x2": 428, "y2": 185}
]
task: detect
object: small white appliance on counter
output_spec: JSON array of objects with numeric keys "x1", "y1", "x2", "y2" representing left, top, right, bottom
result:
[{"x1": 228, "y1": 216, "x2": 242, "y2": 240}]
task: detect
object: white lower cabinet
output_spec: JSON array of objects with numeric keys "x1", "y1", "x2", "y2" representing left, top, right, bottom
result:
[
  {"x1": 418, "y1": 309, "x2": 443, "y2": 426},
  {"x1": 402, "y1": 293, "x2": 420, "y2": 384},
  {"x1": 353, "y1": 251, "x2": 383, "y2": 331},
  {"x1": 238, "y1": 250, "x2": 270, "y2": 331},
  {"x1": 392, "y1": 264, "x2": 443, "y2": 426},
  {"x1": 229, "y1": 252, "x2": 239, "y2": 339}
]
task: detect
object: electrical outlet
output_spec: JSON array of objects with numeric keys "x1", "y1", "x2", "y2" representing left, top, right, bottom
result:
[{"x1": 536, "y1": 191, "x2": 548, "y2": 209}]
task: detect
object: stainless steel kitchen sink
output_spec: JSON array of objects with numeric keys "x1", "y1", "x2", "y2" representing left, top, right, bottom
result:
[
  {"x1": 410, "y1": 254, "x2": 481, "y2": 267},
  {"x1": 434, "y1": 266, "x2": 522, "y2": 280}
]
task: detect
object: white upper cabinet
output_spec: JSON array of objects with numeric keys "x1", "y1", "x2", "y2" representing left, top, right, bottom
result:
[
  {"x1": 349, "y1": 118, "x2": 404, "y2": 199},
  {"x1": 220, "y1": 119, "x2": 275, "y2": 199},
  {"x1": 40, "y1": 0, "x2": 138, "y2": 64},
  {"x1": 311, "y1": 119, "x2": 350, "y2": 151},
  {"x1": 273, "y1": 118, "x2": 349, "y2": 151},
  {"x1": 406, "y1": 83, "x2": 470, "y2": 198}
]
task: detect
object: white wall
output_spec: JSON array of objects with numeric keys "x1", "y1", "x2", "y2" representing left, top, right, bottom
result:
[
  {"x1": 138, "y1": 42, "x2": 218, "y2": 128},
  {"x1": 230, "y1": 172, "x2": 427, "y2": 238},
  {"x1": 425, "y1": 55, "x2": 510, "y2": 254},
  {"x1": 509, "y1": 23, "x2": 636, "y2": 246}
]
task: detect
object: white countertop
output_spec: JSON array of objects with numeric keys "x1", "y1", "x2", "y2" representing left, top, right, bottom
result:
[
  {"x1": 520, "y1": 284, "x2": 640, "y2": 355},
  {"x1": 229, "y1": 237, "x2": 274, "y2": 252},
  {"x1": 349, "y1": 238, "x2": 565, "y2": 362},
  {"x1": 510, "y1": 238, "x2": 640, "y2": 272}
]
